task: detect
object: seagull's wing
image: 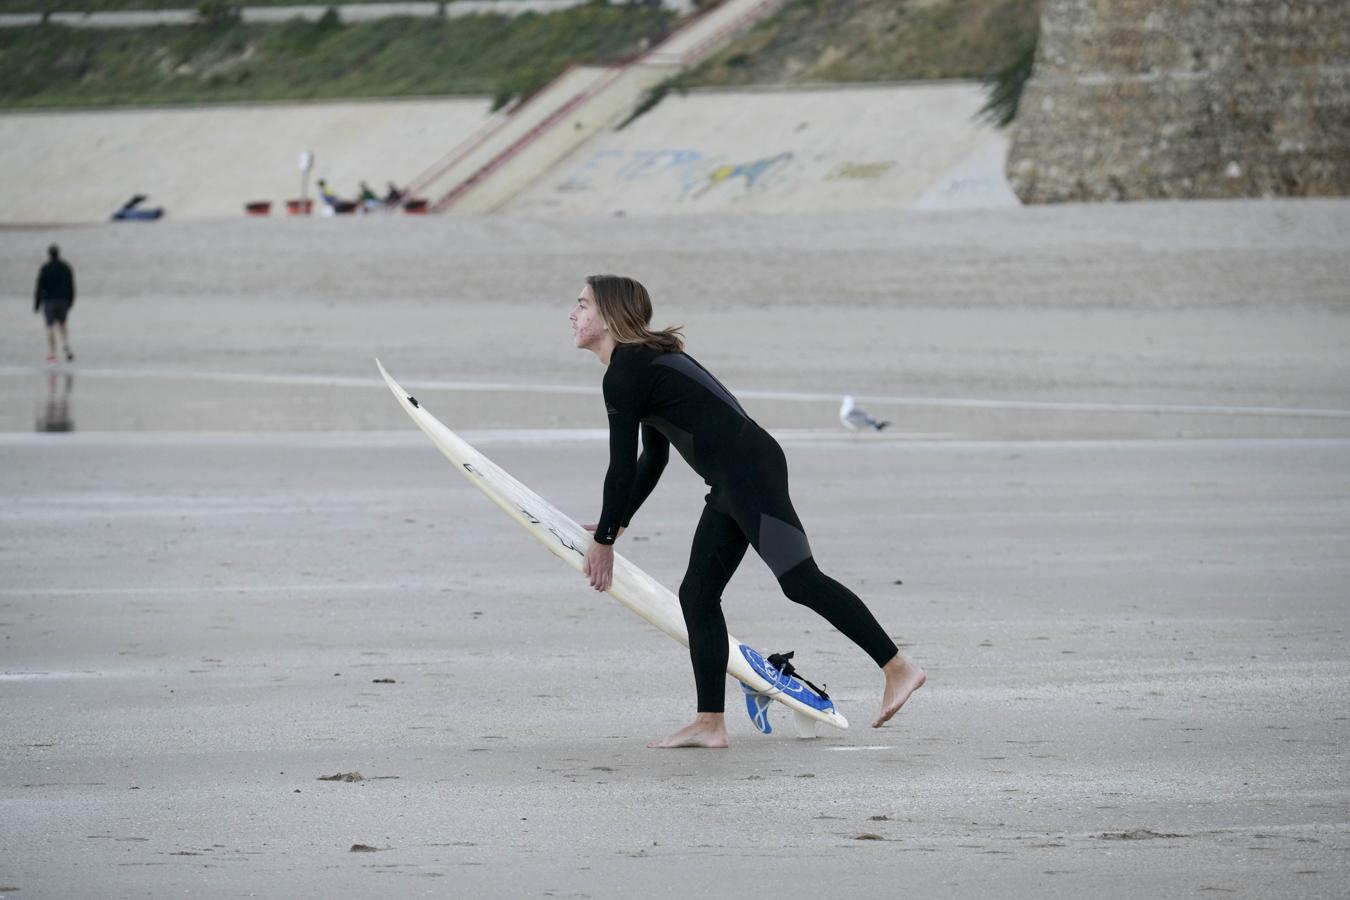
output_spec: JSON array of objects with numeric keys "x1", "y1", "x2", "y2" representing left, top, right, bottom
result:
[
  {"x1": 845, "y1": 406, "x2": 890, "y2": 431},
  {"x1": 843, "y1": 408, "x2": 875, "y2": 429}
]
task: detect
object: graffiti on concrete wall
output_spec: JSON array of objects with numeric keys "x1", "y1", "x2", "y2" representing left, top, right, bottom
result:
[
  {"x1": 825, "y1": 161, "x2": 894, "y2": 180},
  {"x1": 692, "y1": 152, "x2": 794, "y2": 198},
  {"x1": 558, "y1": 148, "x2": 797, "y2": 200}
]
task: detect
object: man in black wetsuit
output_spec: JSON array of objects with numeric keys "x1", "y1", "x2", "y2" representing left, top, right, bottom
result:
[
  {"x1": 571, "y1": 274, "x2": 925, "y2": 749},
  {"x1": 34, "y1": 245, "x2": 76, "y2": 365}
]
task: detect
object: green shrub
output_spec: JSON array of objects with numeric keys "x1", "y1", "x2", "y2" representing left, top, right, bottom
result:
[
  {"x1": 978, "y1": 35, "x2": 1036, "y2": 127},
  {"x1": 0, "y1": 5, "x2": 673, "y2": 108}
]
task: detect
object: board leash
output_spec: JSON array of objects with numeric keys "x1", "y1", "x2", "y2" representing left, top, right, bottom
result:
[{"x1": 766, "y1": 650, "x2": 830, "y2": 701}]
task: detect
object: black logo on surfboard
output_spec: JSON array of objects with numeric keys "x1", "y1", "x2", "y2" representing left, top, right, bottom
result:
[{"x1": 549, "y1": 527, "x2": 584, "y2": 557}]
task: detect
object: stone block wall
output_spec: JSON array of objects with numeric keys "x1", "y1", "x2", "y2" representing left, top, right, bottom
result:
[{"x1": 1007, "y1": 0, "x2": 1350, "y2": 203}]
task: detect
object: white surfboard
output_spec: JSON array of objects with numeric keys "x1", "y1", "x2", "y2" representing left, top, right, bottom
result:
[{"x1": 376, "y1": 360, "x2": 847, "y2": 737}]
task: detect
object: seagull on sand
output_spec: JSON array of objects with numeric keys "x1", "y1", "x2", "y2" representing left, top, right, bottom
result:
[{"x1": 840, "y1": 395, "x2": 889, "y2": 431}]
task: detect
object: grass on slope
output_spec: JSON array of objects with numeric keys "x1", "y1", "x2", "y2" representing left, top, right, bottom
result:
[
  {"x1": 0, "y1": 0, "x2": 537, "y2": 11},
  {"x1": 686, "y1": 0, "x2": 1040, "y2": 86},
  {"x1": 0, "y1": 5, "x2": 674, "y2": 109}
]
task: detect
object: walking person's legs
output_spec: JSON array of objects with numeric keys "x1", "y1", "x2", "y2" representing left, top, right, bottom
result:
[{"x1": 42, "y1": 303, "x2": 73, "y2": 363}]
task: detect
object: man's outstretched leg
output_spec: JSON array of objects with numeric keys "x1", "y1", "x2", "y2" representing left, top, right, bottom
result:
[
  {"x1": 776, "y1": 557, "x2": 926, "y2": 727},
  {"x1": 875, "y1": 653, "x2": 926, "y2": 727}
]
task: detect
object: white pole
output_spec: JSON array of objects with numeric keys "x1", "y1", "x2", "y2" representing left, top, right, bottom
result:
[{"x1": 299, "y1": 150, "x2": 315, "y2": 214}]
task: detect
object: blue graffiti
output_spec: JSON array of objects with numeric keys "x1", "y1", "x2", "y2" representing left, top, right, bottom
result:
[{"x1": 558, "y1": 148, "x2": 795, "y2": 201}]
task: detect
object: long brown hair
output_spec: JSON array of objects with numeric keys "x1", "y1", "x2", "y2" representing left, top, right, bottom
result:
[{"x1": 586, "y1": 274, "x2": 684, "y2": 353}]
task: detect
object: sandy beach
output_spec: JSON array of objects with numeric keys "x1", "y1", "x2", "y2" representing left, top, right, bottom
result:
[{"x1": 2, "y1": 199, "x2": 1348, "y2": 897}]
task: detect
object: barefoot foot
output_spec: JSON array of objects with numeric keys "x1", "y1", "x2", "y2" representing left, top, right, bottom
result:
[
  {"x1": 647, "y1": 713, "x2": 729, "y2": 749},
  {"x1": 873, "y1": 656, "x2": 926, "y2": 728}
]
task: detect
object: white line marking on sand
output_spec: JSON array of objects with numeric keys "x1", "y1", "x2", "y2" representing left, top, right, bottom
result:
[
  {"x1": 0, "y1": 583, "x2": 442, "y2": 598},
  {"x1": 3, "y1": 432, "x2": 1349, "y2": 450},
  {"x1": 3, "y1": 364, "x2": 1347, "y2": 419},
  {"x1": 823, "y1": 746, "x2": 896, "y2": 751},
  {"x1": 0, "y1": 670, "x2": 103, "y2": 681}
]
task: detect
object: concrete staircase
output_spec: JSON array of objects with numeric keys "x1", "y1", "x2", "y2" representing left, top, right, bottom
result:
[{"x1": 405, "y1": 0, "x2": 789, "y2": 214}]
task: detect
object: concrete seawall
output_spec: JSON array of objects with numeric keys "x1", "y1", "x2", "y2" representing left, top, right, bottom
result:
[
  {"x1": 0, "y1": 97, "x2": 492, "y2": 223},
  {"x1": 506, "y1": 81, "x2": 1017, "y2": 215},
  {"x1": 2, "y1": 81, "x2": 1014, "y2": 223}
]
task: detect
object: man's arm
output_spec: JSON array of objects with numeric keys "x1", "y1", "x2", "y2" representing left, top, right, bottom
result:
[
  {"x1": 594, "y1": 369, "x2": 641, "y2": 546},
  {"x1": 621, "y1": 423, "x2": 670, "y2": 529},
  {"x1": 586, "y1": 364, "x2": 642, "y2": 591}
]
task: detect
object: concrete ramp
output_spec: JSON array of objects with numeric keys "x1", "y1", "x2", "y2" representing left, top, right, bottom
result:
[
  {"x1": 425, "y1": 0, "x2": 790, "y2": 213},
  {"x1": 0, "y1": 98, "x2": 491, "y2": 224},
  {"x1": 507, "y1": 81, "x2": 1018, "y2": 216},
  {"x1": 406, "y1": 65, "x2": 617, "y2": 211},
  {"x1": 434, "y1": 63, "x2": 681, "y2": 214}
]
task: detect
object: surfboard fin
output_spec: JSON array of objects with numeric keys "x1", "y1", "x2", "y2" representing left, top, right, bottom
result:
[
  {"x1": 741, "y1": 684, "x2": 820, "y2": 739},
  {"x1": 741, "y1": 682, "x2": 773, "y2": 735},
  {"x1": 792, "y1": 710, "x2": 819, "y2": 739}
]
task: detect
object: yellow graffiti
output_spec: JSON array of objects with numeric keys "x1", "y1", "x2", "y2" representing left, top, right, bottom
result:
[{"x1": 693, "y1": 152, "x2": 794, "y2": 197}]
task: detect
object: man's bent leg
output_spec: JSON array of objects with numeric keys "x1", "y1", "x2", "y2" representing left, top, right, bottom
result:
[
  {"x1": 778, "y1": 558, "x2": 897, "y2": 666},
  {"x1": 778, "y1": 557, "x2": 925, "y2": 727}
]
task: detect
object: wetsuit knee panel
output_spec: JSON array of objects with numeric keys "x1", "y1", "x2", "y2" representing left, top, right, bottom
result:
[{"x1": 755, "y1": 512, "x2": 814, "y2": 578}]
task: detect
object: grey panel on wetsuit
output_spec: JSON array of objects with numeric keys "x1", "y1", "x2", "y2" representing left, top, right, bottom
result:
[
  {"x1": 757, "y1": 512, "x2": 814, "y2": 578},
  {"x1": 653, "y1": 354, "x2": 750, "y2": 419},
  {"x1": 643, "y1": 415, "x2": 695, "y2": 465}
]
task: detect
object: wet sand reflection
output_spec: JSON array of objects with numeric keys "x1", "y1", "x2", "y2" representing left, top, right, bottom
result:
[{"x1": 37, "y1": 371, "x2": 74, "y2": 433}]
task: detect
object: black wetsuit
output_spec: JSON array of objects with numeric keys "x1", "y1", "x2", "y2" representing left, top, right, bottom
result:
[{"x1": 595, "y1": 343, "x2": 898, "y2": 713}]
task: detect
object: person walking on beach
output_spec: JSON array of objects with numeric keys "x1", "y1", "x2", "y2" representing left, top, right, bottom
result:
[
  {"x1": 571, "y1": 274, "x2": 925, "y2": 749},
  {"x1": 34, "y1": 244, "x2": 76, "y2": 365}
]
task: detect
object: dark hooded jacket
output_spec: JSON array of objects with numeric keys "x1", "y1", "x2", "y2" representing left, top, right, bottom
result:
[{"x1": 35, "y1": 258, "x2": 75, "y2": 311}]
